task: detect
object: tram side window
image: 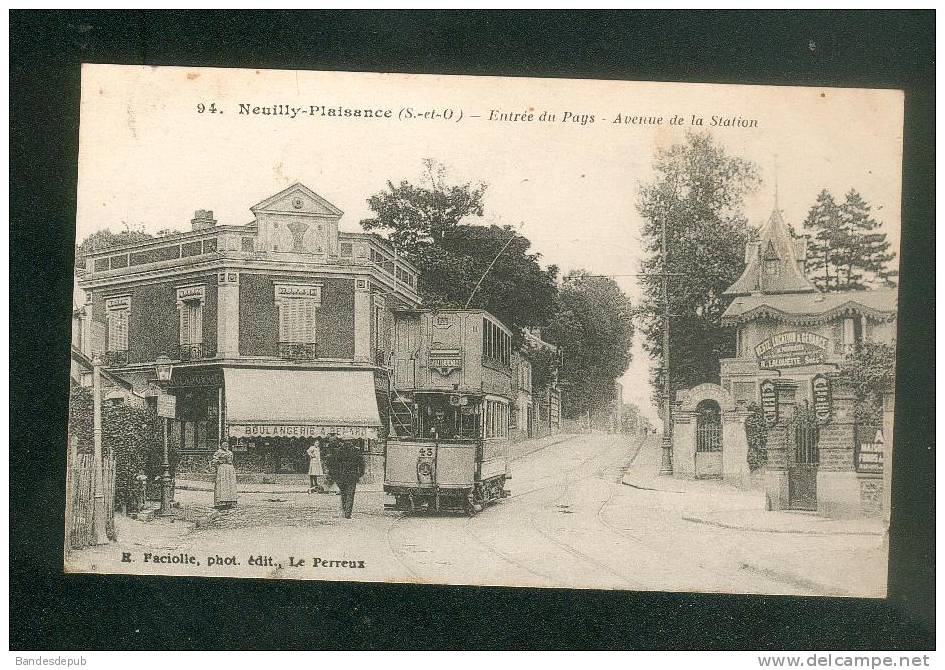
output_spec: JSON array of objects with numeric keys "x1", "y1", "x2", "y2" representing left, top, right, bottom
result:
[
  {"x1": 483, "y1": 400, "x2": 509, "y2": 438},
  {"x1": 482, "y1": 317, "x2": 511, "y2": 366}
]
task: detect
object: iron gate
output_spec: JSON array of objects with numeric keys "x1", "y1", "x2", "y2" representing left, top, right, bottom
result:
[
  {"x1": 694, "y1": 400, "x2": 723, "y2": 479},
  {"x1": 789, "y1": 415, "x2": 819, "y2": 510}
]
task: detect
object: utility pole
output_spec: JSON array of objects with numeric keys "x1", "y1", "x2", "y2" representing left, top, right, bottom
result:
[
  {"x1": 658, "y1": 210, "x2": 674, "y2": 476},
  {"x1": 91, "y1": 355, "x2": 108, "y2": 544}
]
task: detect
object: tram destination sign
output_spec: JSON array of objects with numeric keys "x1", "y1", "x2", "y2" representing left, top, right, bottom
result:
[{"x1": 755, "y1": 331, "x2": 829, "y2": 370}]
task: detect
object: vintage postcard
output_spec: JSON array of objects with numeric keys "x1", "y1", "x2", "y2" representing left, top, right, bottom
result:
[{"x1": 65, "y1": 64, "x2": 902, "y2": 597}]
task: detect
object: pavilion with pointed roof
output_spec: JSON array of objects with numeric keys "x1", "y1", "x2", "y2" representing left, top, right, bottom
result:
[{"x1": 718, "y1": 201, "x2": 897, "y2": 408}]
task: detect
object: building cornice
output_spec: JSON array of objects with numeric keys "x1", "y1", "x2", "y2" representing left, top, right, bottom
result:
[{"x1": 78, "y1": 254, "x2": 421, "y2": 304}]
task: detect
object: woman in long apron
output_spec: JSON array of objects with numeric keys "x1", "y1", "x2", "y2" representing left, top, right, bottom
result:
[
  {"x1": 211, "y1": 441, "x2": 238, "y2": 509},
  {"x1": 307, "y1": 439, "x2": 326, "y2": 493}
]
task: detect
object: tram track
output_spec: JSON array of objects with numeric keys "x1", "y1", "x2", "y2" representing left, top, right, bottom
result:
[
  {"x1": 521, "y1": 439, "x2": 644, "y2": 589},
  {"x1": 387, "y1": 434, "x2": 649, "y2": 589},
  {"x1": 384, "y1": 513, "x2": 423, "y2": 581}
]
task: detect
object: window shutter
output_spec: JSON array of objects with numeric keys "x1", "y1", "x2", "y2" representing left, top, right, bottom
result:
[
  {"x1": 303, "y1": 301, "x2": 316, "y2": 343},
  {"x1": 194, "y1": 302, "x2": 203, "y2": 343},
  {"x1": 108, "y1": 309, "x2": 129, "y2": 351},
  {"x1": 278, "y1": 304, "x2": 288, "y2": 342},
  {"x1": 180, "y1": 303, "x2": 192, "y2": 345}
]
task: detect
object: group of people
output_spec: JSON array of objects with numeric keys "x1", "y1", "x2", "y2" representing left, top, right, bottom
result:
[{"x1": 209, "y1": 433, "x2": 366, "y2": 519}]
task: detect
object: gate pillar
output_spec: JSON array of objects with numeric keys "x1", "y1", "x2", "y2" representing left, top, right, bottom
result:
[
  {"x1": 817, "y1": 379, "x2": 861, "y2": 519},
  {"x1": 722, "y1": 405, "x2": 751, "y2": 488},
  {"x1": 671, "y1": 402, "x2": 695, "y2": 479},
  {"x1": 764, "y1": 381, "x2": 796, "y2": 511}
]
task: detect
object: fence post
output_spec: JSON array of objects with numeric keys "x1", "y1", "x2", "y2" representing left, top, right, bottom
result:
[{"x1": 91, "y1": 357, "x2": 108, "y2": 545}]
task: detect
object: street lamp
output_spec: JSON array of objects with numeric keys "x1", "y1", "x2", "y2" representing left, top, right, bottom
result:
[{"x1": 153, "y1": 355, "x2": 174, "y2": 516}]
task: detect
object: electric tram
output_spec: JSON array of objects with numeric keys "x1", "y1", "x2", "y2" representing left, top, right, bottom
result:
[{"x1": 383, "y1": 309, "x2": 514, "y2": 515}]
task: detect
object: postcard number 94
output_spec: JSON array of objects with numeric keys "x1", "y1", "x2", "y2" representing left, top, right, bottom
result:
[{"x1": 196, "y1": 102, "x2": 221, "y2": 114}]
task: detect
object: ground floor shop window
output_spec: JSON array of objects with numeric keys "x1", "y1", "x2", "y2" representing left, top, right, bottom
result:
[{"x1": 170, "y1": 387, "x2": 220, "y2": 452}]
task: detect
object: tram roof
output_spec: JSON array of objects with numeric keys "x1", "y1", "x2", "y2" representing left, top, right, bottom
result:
[{"x1": 391, "y1": 307, "x2": 511, "y2": 329}]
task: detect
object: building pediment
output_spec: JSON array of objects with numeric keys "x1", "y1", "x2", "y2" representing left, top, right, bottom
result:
[{"x1": 251, "y1": 183, "x2": 344, "y2": 218}]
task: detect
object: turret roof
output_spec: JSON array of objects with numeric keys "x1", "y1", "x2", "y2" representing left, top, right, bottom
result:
[{"x1": 723, "y1": 207, "x2": 819, "y2": 297}]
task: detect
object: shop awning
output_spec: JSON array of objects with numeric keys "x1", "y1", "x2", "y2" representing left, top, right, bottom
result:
[{"x1": 223, "y1": 368, "x2": 382, "y2": 440}]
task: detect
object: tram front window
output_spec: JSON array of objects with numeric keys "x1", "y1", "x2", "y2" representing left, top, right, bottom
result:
[{"x1": 416, "y1": 395, "x2": 481, "y2": 441}]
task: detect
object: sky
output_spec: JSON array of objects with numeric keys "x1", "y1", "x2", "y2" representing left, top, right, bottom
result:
[{"x1": 77, "y1": 65, "x2": 904, "y2": 423}]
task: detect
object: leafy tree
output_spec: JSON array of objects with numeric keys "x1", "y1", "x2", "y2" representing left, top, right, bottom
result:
[
  {"x1": 75, "y1": 227, "x2": 153, "y2": 267},
  {"x1": 548, "y1": 270, "x2": 634, "y2": 420},
  {"x1": 838, "y1": 341, "x2": 896, "y2": 425},
  {"x1": 69, "y1": 384, "x2": 165, "y2": 514},
  {"x1": 637, "y1": 131, "x2": 761, "y2": 403},
  {"x1": 803, "y1": 188, "x2": 897, "y2": 291},
  {"x1": 361, "y1": 159, "x2": 487, "y2": 264},
  {"x1": 361, "y1": 160, "x2": 559, "y2": 339},
  {"x1": 744, "y1": 402, "x2": 768, "y2": 471}
]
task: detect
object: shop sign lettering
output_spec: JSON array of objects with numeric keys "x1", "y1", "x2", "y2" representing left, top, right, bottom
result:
[
  {"x1": 857, "y1": 429, "x2": 884, "y2": 473},
  {"x1": 756, "y1": 331, "x2": 829, "y2": 370},
  {"x1": 229, "y1": 424, "x2": 376, "y2": 439},
  {"x1": 760, "y1": 379, "x2": 778, "y2": 427},
  {"x1": 812, "y1": 374, "x2": 832, "y2": 424}
]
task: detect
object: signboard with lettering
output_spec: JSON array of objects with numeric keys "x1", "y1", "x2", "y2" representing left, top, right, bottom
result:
[
  {"x1": 274, "y1": 283, "x2": 322, "y2": 301},
  {"x1": 171, "y1": 368, "x2": 223, "y2": 388},
  {"x1": 755, "y1": 331, "x2": 829, "y2": 370},
  {"x1": 857, "y1": 429, "x2": 884, "y2": 473},
  {"x1": 812, "y1": 374, "x2": 832, "y2": 424},
  {"x1": 429, "y1": 348, "x2": 461, "y2": 375},
  {"x1": 176, "y1": 284, "x2": 206, "y2": 302},
  {"x1": 228, "y1": 424, "x2": 378, "y2": 439},
  {"x1": 760, "y1": 379, "x2": 778, "y2": 427},
  {"x1": 157, "y1": 393, "x2": 177, "y2": 419}
]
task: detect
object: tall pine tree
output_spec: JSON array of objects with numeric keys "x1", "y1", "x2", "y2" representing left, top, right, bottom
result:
[{"x1": 803, "y1": 188, "x2": 897, "y2": 291}]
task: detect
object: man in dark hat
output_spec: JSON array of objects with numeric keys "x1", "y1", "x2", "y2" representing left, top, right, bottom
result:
[{"x1": 325, "y1": 433, "x2": 365, "y2": 519}]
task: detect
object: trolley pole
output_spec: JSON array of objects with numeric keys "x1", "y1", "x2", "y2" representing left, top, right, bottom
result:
[
  {"x1": 658, "y1": 212, "x2": 674, "y2": 476},
  {"x1": 91, "y1": 355, "x2": 108, "y2": 545}
]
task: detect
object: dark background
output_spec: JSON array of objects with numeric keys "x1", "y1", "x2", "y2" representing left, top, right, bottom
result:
[{"x1": 10, "y1": 10, "x2": 935, "y2": 650}]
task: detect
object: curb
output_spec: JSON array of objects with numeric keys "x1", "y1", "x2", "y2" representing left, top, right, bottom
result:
[
  {"x1": 175, "y1": 482, "x2": 385, "y2": 495},
  {"x1": 619, "y1": 437, "x2": 688, "y2": 493},
  {"x1": 681, "y1": 514, "x2": 885, "y2": 536}
]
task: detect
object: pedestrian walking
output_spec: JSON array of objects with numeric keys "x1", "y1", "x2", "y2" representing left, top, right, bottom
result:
[
  {"x1": 211, "y1": 441, "x2": 238, "y2": 509},
  {"x1": 319, "y1": 437, "x2": 338, "y2": 493},
  {"x1": 307, "y1": 439, "x2": 326, "y2": 493},
  {"x1": 325, "y1": 434, "x2": 365, "y2": 518}
]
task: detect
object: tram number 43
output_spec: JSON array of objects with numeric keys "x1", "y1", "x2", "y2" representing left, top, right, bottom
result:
[{"x1": 418, "y1": 447, "x2": 435, "y2": 457}]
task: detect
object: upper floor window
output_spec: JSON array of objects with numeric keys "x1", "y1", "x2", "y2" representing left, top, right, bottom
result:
[
  {"x1": 176, "y1": 286, "x2": 205, "y2": 359},
  {"x1": 274, "y1": 283, "x2": 322, "y2": 359},
  {"x1": 105, "y1": 296, "x2": 130, "y2": 352},
  {"x1": 372, "y1": 294, "x2": 387, "y2": 354},
  {"x1": 176, "y1": 286, "x2": 205, "y2": 346},
  {"x1": 482, "y1": 317, "x2": 510, "y2": 366},
  {"x1": 340, "y1": 242, "x2": 353, "y2": 258}
]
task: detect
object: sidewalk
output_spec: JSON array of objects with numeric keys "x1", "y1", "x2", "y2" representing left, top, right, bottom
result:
[
  {"x1": 177, "y1": 433, "x2": 576, "y2": 496},
  {"x1": 622, "y1": 436, "x2": 885, "y2": 536}
]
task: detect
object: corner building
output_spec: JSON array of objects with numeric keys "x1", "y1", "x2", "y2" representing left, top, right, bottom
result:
[{"x1": 78, "y1": 183, "x2": 422, "y2": 476}]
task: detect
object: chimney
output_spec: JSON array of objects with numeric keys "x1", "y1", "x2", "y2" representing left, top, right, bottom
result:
[{"x1": 191, "y1": 209, "x2": 217, "y2": 230}]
